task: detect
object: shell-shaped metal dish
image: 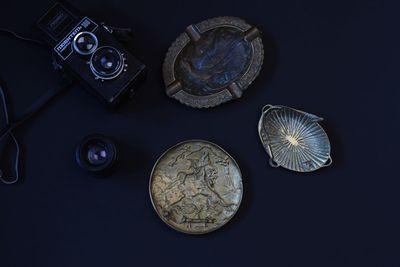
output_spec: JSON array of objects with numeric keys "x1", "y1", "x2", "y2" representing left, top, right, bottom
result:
[
  {"x1": 258, "y1": 105, "x2": 332, "y2": 172},
  {"x1": 163, "y1": 17, "x2": 264, "y2": 108}
]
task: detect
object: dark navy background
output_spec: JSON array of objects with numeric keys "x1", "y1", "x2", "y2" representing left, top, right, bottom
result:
[{"x1": 0, "y1": 0, "x2": 399, "y2": 266}]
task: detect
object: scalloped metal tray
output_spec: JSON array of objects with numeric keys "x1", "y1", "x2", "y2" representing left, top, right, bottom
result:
[
  {"x1": 258, "y1": 105, "x2": 332, "y2": 172},
  {"x1": 163, "y1": 17, "x2": 264, "y2": 108}
]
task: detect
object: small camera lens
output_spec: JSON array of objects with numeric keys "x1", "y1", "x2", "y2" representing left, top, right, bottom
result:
[
  {"x1": 73, "y1": 31, "x2": 98, "y2": 55},
  {"x1": 76, "y1": 135, "x2": 118, "y2": 173},
  {"x1": 86, "y1": 143, "x2": 108, "y2": 166},
  {"x1": 90, "y1": 46, "x2": 124, "y2": 80}
]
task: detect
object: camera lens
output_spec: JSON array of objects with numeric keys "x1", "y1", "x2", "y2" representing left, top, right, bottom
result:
[
  {"x1": 72, "y1": 31, "x2": 98, "y2": 55},
  {"x1": 89, "y1": 46, "x2": 124, "y2": 80},
  {"x1": 76, "y1": 135, "x2": 118, "y2": 173},
  {"x1": 86, "y1": 143, "x2": 108, "y2": 166}
]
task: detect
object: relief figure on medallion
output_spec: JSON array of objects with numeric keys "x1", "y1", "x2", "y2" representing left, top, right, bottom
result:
[{"x1": 161, "y1": 150, "x2": 236, "y2": 226}]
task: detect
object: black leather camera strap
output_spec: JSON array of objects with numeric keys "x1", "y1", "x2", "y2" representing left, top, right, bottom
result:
[
  {"x1": 0, "y1": 28, "x2": 74, "y2": 184},
  {"x1": 0, "y1": 77, "x2": 73, "y2": 185}
]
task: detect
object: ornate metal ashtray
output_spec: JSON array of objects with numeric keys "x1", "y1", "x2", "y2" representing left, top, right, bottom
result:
[
  {"x1": 149, "y1": 140, "x2": 243, "y2": 234},
  {"x1": 258, "y1": 105, "x2": 332, "y2": 172},
  {"x1": 163, "y1": 17, "x2": 264, "y2": 108}
]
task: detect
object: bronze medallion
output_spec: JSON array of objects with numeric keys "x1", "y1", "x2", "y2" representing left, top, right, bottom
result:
[
  {"x1": 149, "y1": 140, "x2": 243, "y2": 234},
  {"x1": 163, "y1": 17, "x2": 264, "y2": 108}
]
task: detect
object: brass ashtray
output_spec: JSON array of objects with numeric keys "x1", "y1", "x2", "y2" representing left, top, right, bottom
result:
[
  {"x1": 258, "y1": 105, "x2": 332, "y2": 172},
  {"x1": 149, "y1": 140, "x2": 243, "y2": 234},
  {"x1": 163, "y1": 17, "x2": 264, "y2": 108}
]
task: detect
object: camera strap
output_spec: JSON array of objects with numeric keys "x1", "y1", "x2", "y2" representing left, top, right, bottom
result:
[
  {"x1": 0, "y1": 76, "x2": 73, "y2": 185},
  {"x1": 0, "y1": 28, "x2": 74, "y2": 184}
]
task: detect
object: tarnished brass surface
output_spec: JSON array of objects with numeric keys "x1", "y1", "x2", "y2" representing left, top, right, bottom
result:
[
  {"x1": 163, "y1": 17, "x2": 264, "y2": 108},
  {"x1": 258, "y1": 105, "x2": 332, "y2": 172},
  {"x1": 149, "y1": 140, "x2": 243, "y2": 234}
]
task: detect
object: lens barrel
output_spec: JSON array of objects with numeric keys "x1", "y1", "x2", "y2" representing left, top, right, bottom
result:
[
  {"x1": 89, "y1": 46, "x2": 125, "y2": 80},
  {"x1": 75, "y1": 134, "x2": 118, "y2": 173}
]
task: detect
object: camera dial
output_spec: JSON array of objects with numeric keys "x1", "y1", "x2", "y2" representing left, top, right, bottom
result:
[
  {"x1": 72, "y1": 31, "x2": 98, "y2": 55},
  {"x1": 89, "y1": 46, "x2": 126, "y2": 80}
]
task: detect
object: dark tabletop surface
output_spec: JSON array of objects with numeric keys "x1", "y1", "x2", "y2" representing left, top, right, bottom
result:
[{"x1": 0, "y1": 0, "x2": 399, "y2": 266}]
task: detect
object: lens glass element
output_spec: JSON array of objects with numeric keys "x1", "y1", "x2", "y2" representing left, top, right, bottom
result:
[
  {"x1": 73, "y1": 32, "x2": 98, "y2": 55},
  {"x1": 86, "y1": 143, "x2": 108, "y2": 166},
  {"x1": 90, "y1": 46, "x2": 124, "y2": 80},
  {"x1": 76, "y1": 135, "x2": 118, "y2": 173}
]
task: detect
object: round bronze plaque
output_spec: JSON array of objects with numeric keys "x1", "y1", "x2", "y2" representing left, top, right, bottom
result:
[
  {"x1": 163, "y1": 17, "x2": 264, "y2": 108},
  {"x1": 149, "y1": 140, "x2": 243, "y2": 234}
]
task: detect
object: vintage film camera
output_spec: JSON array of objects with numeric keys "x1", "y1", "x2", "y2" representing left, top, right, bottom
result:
[{"x1": 37, "y1": 1, "x2": 146, "y2": 106}]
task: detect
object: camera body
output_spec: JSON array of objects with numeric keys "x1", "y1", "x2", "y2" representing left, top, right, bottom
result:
[{"x1": 37, "y1": 1, "x2": 145, "y2": 106}]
